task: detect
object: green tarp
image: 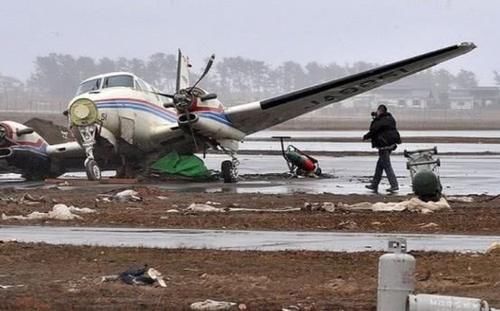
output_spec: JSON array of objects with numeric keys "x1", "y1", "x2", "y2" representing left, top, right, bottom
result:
[{"x1": 151, "y1": 152, "x2": 210, "y2": 179}]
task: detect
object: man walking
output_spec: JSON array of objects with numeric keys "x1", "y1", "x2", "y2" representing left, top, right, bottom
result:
[{"x1": 363, "y1": 104, "x2": 401, "y2": 193}]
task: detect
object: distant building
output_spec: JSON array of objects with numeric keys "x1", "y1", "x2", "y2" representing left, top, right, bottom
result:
[
  {"x1": 449, "y1": 89, "x2": 474, "y2": 110},
  {"x1": 449, "y1": 87, "x2": 500, "y2": 110},
  {"x1": 341, "y1": 87, "x2": 435, "y2": 109},
  {"x1": 374, "y1": 88, "x2": 434, "y2": 109}
]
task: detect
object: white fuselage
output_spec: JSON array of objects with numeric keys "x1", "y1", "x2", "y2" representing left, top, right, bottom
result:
[{"x1": 68, "y1": 72, "x2": 245, "y2": 159}]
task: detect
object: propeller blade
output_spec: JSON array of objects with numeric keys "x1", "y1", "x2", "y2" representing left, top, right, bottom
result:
[
  {"x1": 176, "y1": 49, "x2": 191, "y2": 93},
  {"x1": 189, "y1": 54, "x2": 215, "y2": 93},
  {"x1": 201, "y1": 54, "x2": 215, "y2": 78}
]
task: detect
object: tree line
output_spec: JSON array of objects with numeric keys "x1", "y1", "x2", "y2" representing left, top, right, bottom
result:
[{"x1": 0, "y1": 52, "x2": 489, "y2": 110}]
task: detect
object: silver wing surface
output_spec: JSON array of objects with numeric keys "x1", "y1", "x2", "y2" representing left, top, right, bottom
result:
[{"x1": 225, "y1": 42, "x2": 476, "y2": 135}]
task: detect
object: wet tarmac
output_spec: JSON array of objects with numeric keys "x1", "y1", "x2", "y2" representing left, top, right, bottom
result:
[
  {"x1": 1, "y1": 225, "x2": 498, "y2": 252},
  {"x1": 241, "y1": 141, "x2": 500, "y2": 153},
  {"x1": 200, "y1": 154, "x2": 500, "y2": 195},
  {"x1": 250, "y1": 130, "x2": 500, "y2": 138},
  {"x1": 1, "y1": 154, "x2": 500, "y2": 195}
]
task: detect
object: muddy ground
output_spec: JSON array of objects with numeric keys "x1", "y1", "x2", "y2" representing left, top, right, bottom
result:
[
  {"x1": 0, "y1": 242, "x2": 499, "y2": 310},
  {"x1": 1, "y1": 186, "x2": 500, "y2": 234}
]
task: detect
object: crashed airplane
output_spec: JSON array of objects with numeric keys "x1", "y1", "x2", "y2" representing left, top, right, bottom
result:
[{"x1": 0, "y1": 42, "x2": 476, "y2": 182}]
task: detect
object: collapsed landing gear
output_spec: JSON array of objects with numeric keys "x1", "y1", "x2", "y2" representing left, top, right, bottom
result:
[
  {"x1": 85, "y1": 158, "x2": 101, "y2": 181},
  {"x1": 219, "y1": 147, "x2": 239, "y2": 183},
  {"x1": 77, "y1": 124, "x2": 101, "y2": 181}
]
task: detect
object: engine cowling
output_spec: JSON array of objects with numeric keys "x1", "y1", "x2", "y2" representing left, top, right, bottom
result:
[{"x1": 0, "y1": 121, "x2": 53, "y2": 180}]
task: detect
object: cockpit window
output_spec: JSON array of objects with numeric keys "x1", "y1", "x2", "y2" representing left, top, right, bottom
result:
[
  {"x1": 136, "y1": 79, "x2": 148, "y2": 91},
  {"x1": 103, "y1": 75, "x2": 134, "y2": 89},
  {"x1": 76, "y1": 78, "x2": 101, "y2": 95}
]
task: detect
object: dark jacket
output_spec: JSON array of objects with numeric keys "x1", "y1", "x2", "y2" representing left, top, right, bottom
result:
[{"x1": 363, "y1": 112, "x2": 401, "y2": 149}]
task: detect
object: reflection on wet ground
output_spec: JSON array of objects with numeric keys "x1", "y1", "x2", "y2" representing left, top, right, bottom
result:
[
  {"x1": 250, "y1": 130, "x2": 500, "y2": 138},
  {"x1": 1, "y1": 225, "x2": 498, "y2": 252},
  {"x1": 2, "y1": 154, "x2": 500, "y2": 195},
  {"x1": 241, "y1": 141, "x2": 500, "y2": 153}
]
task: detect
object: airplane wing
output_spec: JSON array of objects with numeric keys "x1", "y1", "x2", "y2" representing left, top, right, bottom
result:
[
  {"x1": 225, "y1": 42, "x2": 476, "y2": 135},
  {"x1": 46, "y1": 141, "x2": 84, "y2": 158}
]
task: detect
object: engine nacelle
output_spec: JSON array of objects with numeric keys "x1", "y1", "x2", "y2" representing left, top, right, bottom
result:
[
  {"x1": 178, "y1": 113, "x2": 199, "y2": 127},
  {"x1": 0, "y1": 121, "x2": 53, "y2": 180}
]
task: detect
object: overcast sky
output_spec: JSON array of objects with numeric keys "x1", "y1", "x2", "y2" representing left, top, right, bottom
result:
[{"x1": 0, "y1": 0, "x2": 498, "y2": 83}]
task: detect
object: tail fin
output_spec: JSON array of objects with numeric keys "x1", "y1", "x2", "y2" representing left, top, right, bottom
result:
[{"x1": 176, "y1": 49, "x2": 191, "y2": 92}]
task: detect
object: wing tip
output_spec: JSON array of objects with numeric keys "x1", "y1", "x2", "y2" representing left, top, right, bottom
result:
[{"x1": 458, "y1": 41, "x2": 477, "y2": 50}]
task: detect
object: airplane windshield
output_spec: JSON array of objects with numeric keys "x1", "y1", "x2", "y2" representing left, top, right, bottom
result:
[
  {"x1": 103, "y1": 75, "x2": 134, "y2": 89},
  {"x1": 76, "y1": 78, "x2": 101, "y2": 95}
]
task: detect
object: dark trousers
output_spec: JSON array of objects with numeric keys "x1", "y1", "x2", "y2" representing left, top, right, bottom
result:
[{"x1": 372, "y1": 149, "x2": 398, "y2": 188}]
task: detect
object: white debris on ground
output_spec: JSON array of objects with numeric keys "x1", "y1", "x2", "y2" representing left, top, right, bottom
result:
[
  {"x1": 303, "y1": 202, "x2": 335, "y2": 212},
  {"x1": 185, "y1": 203, "x2": 301, "y2": 213},
  {"x1": 0, "y1": 239, "x2": 17, "y2": 243},
  {"x1": 0, "y1": 193, "x2": 46, "y2": 205},
  {"x1": 337, "y1": 220, "x2": 358, "y2": 230},
  {"x1": 1, "y1": 204, "x2": 95, "y2": 221},
  {"x1": 97, "y1": 189, "x2": 143, "y2": 203},
  {"x1": 113, "y1": 189, "x2": 142, "y2": 202},
  {"x1": 0, "y1": 284, "x2": 24, "y2": 289},
  {"x1": 418, "y1": 222, "x2": 440, "y2": 229},
  {"x1": 147, "y1": 268, "x2": 167, "y2": 288},
  {"x1": 182, "y1": 198, "x2": 449, "y2": 214},
  {"x1": 230, "y1": 207, "x2": 301, "y2": 213},
  {"x1": 100, "y1": 267, "x2": 167, "y2": 288},
  {"x1": 336, "y1": 197, "x2": 451, "y2": 214},
  {"x1": 446, "y1": 196, "x2": 475, "y2": 203},
  {"x1": 187, "y1": 203, "x2": 227, "y2": 213},
  {"x1": 190, "y1": 299, "x2": 237, "y2": 311},
  {"x1": 486, "y1": 242, "x2": 500, "y2": 254},
  {"x1": 18, "y1": 193, "x2": 45, "y2": 205},
  {"x1": 205, "y1": 201, "x2": 222, "y2": 206}
]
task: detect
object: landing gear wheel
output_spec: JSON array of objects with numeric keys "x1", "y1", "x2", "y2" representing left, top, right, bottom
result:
[
  {"x1": 85, "y1": 159, "x2": 101, "y2": 181},
  {"x1": 221, "y1": 160, "x2": 237, "y2": 183}
]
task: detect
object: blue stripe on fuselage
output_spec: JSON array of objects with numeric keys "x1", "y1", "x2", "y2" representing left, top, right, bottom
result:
[
  {"x1": 95, "y1": 100, "x2": 234, "y2": 127},
  {"x1": 96, "y1": 100, "x2": 177, "y2": 123}
]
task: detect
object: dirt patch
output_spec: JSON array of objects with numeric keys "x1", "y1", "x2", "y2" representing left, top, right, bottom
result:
[
  {"x1": 0, "y1": 242, "x2": 498, "y2": 310},
  {"x1": 1, "y1": 186, "x2": 500, "y2": 234}
]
